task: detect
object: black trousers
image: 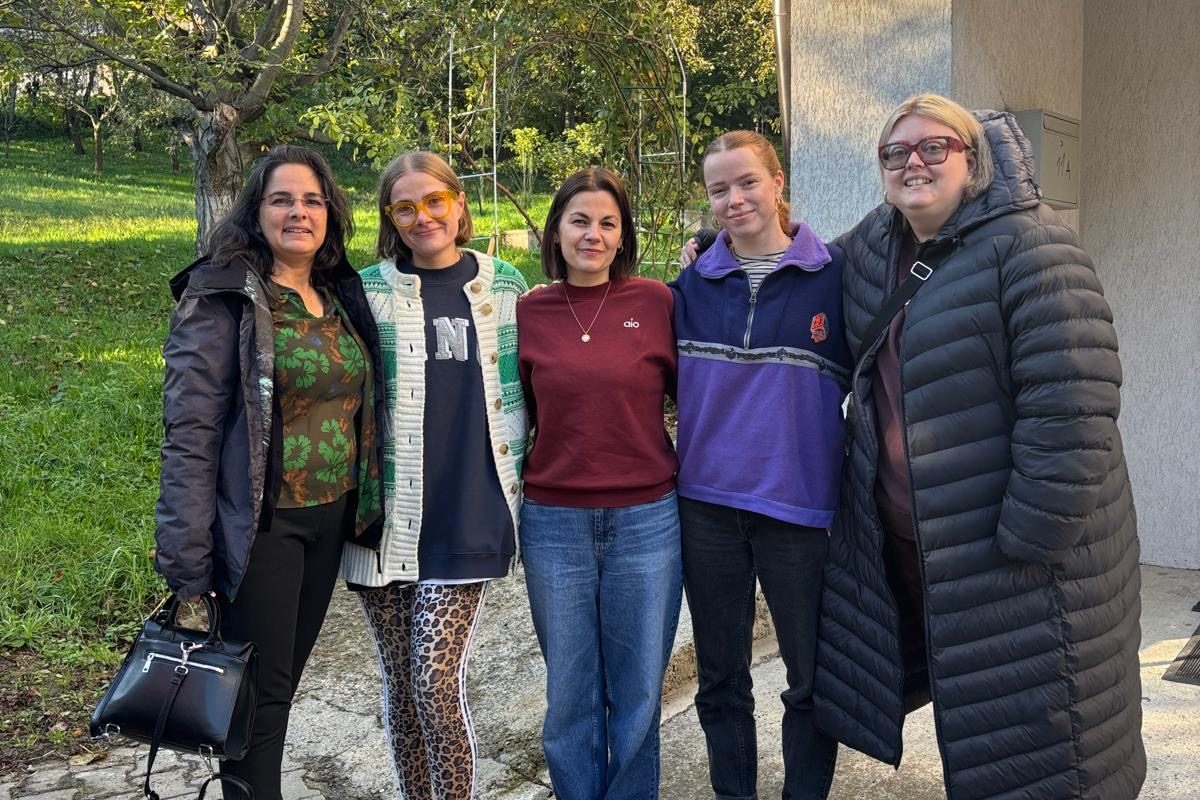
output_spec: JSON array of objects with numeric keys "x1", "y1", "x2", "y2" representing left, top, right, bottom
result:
[
  {"x1": 218, "y1": 494, "x2": 347, "y2": 800},
  {"x1": 679, "y1": 497, "x2": 838, "y2": 800}
]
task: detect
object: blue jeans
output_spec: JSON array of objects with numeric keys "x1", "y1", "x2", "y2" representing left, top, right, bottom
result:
[
  {"x1": 521, "y1": 491, "x2": 684, "y2": 800},
  {"x1": 679, "y1": 497, "x2": 837, "y2": 800}
]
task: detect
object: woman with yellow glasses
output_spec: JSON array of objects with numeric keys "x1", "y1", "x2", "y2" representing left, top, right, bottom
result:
[{"x1": 340, "y1": 150, "x2": 528, "y2": 799}]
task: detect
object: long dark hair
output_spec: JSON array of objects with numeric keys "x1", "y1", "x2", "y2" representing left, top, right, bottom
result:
[
  {"x1": 541, "y1": 167, "x2": 638, "y2": 282},
  {"x1": 209, "y1": 145, "x2": 354, "y2": 283}
]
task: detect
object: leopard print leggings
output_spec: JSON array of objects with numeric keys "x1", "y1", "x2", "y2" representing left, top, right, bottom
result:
[{"x1": 360, "y1": 581, "x2": 488, "y2": 800}]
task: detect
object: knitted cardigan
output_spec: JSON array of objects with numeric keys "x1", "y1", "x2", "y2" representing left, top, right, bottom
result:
[{"x1": 340, "y1": 249, "x2": 528, "y2": 586}]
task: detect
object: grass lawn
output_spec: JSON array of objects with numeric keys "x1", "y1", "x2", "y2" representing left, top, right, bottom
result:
[{"x1": 0, "y1": 138, "x2": 549, "y2": 771}]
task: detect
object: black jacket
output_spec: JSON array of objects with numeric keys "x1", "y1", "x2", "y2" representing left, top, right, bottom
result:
[
  {"x1": 814, "y1": 112, "x2": 1145, "y2": 799},
  {"x1": 154, "y1": 256, "x2": 385, "y2": 600}
]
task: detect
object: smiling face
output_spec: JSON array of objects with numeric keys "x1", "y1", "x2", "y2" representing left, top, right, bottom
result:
[
  {"x1": 389, "y1": 170, "x2": 466, "y2": 268},
  {"x1": 257, "y1": 163, "x2": 327, "y2": 267},
  {"x1": 555, "y1": 190, "x2": 622, "y2": 286},
  {"x1": 883, "y1": 114, "x2": 975, "y2": 241},
  {"x1": 703, "y1": 146, "x2": 787, "y2": 252}
]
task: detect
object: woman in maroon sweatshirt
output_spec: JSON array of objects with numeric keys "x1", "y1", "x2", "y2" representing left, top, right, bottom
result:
[{"x1": 517, "y1": 167, "x2": 680, "y2": 800}]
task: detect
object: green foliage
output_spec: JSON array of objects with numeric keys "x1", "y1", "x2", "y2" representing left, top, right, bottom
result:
[
  {"x1": 506, "y1": 126, "x2": 542, "y2": 200},
  {"x1": 0, "y1": 143, "x2": 186, "y2": 653},
  {"x1": 0, "y1": 140, "x2": 359, "y2": 655},
  {"x1": 542, "y1": 122, "x2": 611, "y2": 183}
]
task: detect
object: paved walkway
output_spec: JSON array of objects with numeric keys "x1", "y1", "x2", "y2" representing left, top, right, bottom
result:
[{"x1": 4, "y1": 566, "x2": 1197, "y2": 799}]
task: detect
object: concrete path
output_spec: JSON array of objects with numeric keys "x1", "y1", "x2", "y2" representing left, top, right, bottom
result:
[{"x1": 5, "y1": 566, "x2": 1197, "y2": 799}]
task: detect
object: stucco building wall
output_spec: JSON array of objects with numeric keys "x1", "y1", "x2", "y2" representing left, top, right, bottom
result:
[
  {"x1": 1081, "y1": 0, "x2": 1200, "y2": 568},
  {"x1": 788, "y1": 0, "x2": 951, "y2": 240},
  {"x1": 785, "y1": 0, "x2": 1198, "y2": 567},
  {"x1": 950, "y1": 0, "x2": 1082, "y2": 232}
]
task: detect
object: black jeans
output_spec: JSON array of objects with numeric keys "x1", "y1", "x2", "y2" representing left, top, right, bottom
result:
[
  {"x1": 218, "y1": 494, "x2": 347, "y2": 800},
  {"x1": 679, "y1": 497, "x2": 837, "y2": 800}
]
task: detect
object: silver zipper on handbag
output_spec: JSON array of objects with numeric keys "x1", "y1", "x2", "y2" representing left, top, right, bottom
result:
[{"x1": 141, "y1": 652, "x2": 225, "y2": 674}]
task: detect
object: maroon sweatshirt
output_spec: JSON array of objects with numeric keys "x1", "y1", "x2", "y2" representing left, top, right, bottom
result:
[{"x1": 517, "y1": 277, "x2": 678, "y2": 508}]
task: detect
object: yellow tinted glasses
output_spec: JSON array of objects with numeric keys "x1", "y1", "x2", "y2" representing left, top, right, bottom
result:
[{"x1": 385, "y1": 190, "x2": 458, "y2": 229}]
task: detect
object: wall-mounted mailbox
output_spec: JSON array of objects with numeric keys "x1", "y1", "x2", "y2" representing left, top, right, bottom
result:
[{"x1": 1013, "y1": 110, "x2": 1080, "y2": 210}]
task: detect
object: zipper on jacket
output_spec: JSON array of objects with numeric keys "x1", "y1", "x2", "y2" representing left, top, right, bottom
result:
[
  {"x1": 895, "y1": 239, "x2": 954, "y2": 786},
  {"x1": 742, "y1": 268, "x2": 780, "y2": 349},
  {"x1": 141, "y1": 652, "x2": 225, "y2": 674},
  {"x1": 745, "y1": 290, "x2": 758, "y2": 349}
]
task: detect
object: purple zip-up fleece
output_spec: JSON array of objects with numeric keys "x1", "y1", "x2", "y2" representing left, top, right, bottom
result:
[{"x1": 669, "y1": 223, "x2": 852, "y2": 526}]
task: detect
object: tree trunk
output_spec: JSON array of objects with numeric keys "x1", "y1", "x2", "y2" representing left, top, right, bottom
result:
[
  {"x1": 2, "y1": 82, "x2": 16, "y2": 158},
  {"x1": 92, "y1": 120, "x2": 103, "y2": 174},
  {"x1": 131, "y1": 128, "x2": 143, "y2": 153},
  {"x1": 66, "y1": 110, "x2": 85, "y2": 155},
  {"x1": 182, "y1": 103, "x2": 244, "y2": 254}
]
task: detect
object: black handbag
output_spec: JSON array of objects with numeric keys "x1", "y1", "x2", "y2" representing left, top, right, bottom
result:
[{"x1": 91, "y1": 593, "x2": 259, "y2": 798}]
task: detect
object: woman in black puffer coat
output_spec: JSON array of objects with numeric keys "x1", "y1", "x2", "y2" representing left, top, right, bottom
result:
[{"x1": 814, "y1": 94, "x2": 1145, "y2": 800}]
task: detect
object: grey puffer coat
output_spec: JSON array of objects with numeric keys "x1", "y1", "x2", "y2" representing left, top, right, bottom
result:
[{"x1": 814, "y1": 111, "x2": 1145, "y2": 800}]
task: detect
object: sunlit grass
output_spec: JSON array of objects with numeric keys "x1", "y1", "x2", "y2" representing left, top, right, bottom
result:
[{"x1": 0, "y1": 138, "x2": 552, "y2": 660}]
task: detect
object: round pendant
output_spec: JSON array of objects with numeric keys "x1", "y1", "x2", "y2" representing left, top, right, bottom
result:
[{"x1": 581, "y1": 333, "x2": 591, "y2": 343}]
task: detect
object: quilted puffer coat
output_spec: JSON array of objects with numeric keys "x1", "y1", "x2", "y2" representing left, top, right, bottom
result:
[{"x1": 814, "y1": 111, "x2": 1145, "y2": 799}]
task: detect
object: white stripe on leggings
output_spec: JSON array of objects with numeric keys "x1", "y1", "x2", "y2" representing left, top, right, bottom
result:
[{"x1": 458, "y1": 581, "x2": 489, "y2": 800}]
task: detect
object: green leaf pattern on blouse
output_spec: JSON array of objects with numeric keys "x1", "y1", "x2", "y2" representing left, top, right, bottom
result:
[{"x1": 271, "y1": 286, "x2": 365, "y2": 508}]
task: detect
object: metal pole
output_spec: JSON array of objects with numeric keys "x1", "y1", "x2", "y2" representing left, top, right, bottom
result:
[
  {"x1": 448, "y1": 32, "x2": 454, "y2": 163},
  {"x1": 492, "y1": 13, "x2": 500, "y2": 250},
  {"x1": 773, "y1": 0, "x2": 791, "y2": 173}
]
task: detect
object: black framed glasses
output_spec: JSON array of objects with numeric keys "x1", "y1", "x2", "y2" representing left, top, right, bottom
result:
[{"x1": 877, "y1": 136, "x2": 968, "y2": 171}]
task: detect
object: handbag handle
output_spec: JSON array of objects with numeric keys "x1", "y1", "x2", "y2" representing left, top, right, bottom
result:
[{"x1": 157, "y1": 594, "x2": 224, "y2": 648}]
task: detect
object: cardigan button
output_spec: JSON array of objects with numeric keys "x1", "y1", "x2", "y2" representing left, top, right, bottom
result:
[
  {"x1": 509, "y1": 483, "x2": 519, "y2": 494},
  {"x1": 481, "y1": 303, "x2": 493, "y2": 315},
  {"x1": 498, "y1": 443, "x2": 509, "y2": 455},
  {"x1": 490, "y1": 352, "x2": 499, "y2": 364},
  {"x1": 469, "y1": 281, "x2": 482, "y2": 293},
  {"x1": 494, "y1": 398, "x2": 502, "y2": 410}
]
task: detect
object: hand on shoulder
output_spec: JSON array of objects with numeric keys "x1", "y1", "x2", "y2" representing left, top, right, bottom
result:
[{"x1": 519, "y1": 281, "x2": 557, "y2": 301}]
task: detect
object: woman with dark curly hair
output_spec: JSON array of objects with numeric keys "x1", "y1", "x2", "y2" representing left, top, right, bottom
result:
[{"x1": 154, "y1": 144, "x2": 385, "y2": 800}]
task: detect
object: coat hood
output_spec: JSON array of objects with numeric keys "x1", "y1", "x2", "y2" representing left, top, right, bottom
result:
[{"x1": 878, "y1": 110, "x2": 1042, "y2": 243}]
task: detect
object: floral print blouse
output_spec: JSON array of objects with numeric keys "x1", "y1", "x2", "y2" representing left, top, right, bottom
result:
[{"x1": 269, "y1": 282, "x2": 367, "y2": 508}]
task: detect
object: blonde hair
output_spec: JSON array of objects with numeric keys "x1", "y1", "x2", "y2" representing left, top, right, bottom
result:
[
  {"x1": 703, "y1": 130, "x2": 790, "y2": 231},
  {"x1": 375, "y1": 151, "x2": 474, "y2": 261},
  {"x1": 877, "y1": 93, "x2": 994, "y2": 201}
]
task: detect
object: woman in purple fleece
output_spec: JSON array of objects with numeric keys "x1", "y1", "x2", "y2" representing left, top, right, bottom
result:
[{"x1": 670, "y1": 130, "x2": 852, "y2": 800}]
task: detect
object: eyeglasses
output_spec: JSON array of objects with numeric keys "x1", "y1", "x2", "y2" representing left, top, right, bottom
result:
[
  {"x1": 262, "y1": 192, "x2": 328, "y2": 210},
  {"x1": 385, "y1": 190, "x2": 458, "y2": 229},
  {"x1": 877, "y1": 136, "x2": 968, "y2": 171}
]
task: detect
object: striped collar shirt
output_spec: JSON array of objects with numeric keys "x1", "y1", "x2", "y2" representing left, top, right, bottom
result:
[{"x1": 732, "y1": 248, "x2": 786, "y2": 293}]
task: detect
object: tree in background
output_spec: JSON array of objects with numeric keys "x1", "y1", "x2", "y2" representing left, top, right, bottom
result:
[
  {"x1": 506, "y1": 126, "x2": 543, "y2": 203},
  {"x1": 686, "y1": 0, "x2": 778, "y2": 147},
  {"x1": 2, "y1": 0, "x2": 778, "y2": 248},
  {"x1": 10, "y1": 0, "x2": 356, "y2": 249}
]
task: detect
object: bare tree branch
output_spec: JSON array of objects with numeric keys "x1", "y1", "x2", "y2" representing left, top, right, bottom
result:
[
  {"x1": 293, "y1": 1, "x2": 354, "y2": 87},
  {"x1": 186, "y1": 0, "x2": 221, "y2": 46},
  {"x1": 18, "y1": 8, "x2": 211, "y2": 108},
  {"x1": 454, "y1": 134, "x2": 543, "y2": 245},
  {"x1": 243, "y1": 0, "x2": 288, "y2": 61},
  {"x1": 239, "y1": 0, "x2": 303, "y2": 113}
]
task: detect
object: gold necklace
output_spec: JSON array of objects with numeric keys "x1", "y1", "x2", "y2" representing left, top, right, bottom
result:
[{"x1": 562, "y1": 280, "x2": 612, "y2": 343}]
